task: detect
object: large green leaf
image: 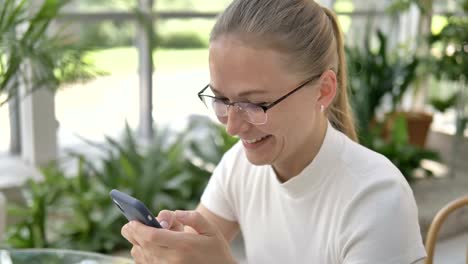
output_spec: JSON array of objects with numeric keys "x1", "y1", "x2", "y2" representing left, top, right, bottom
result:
[{"x1": 0, "y1": 0, "x2": 105, "y2": 106}]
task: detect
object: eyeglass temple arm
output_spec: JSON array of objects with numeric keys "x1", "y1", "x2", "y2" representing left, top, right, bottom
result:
[{"x1": 262, "y1": 77, "x2": 317, "y2": 111}]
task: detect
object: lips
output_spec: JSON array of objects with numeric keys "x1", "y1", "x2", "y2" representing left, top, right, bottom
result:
[{"x1": 243, "y1": 135, "x2": 270, "y2": 144}]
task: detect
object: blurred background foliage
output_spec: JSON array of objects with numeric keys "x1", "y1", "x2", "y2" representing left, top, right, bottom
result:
[
  {"x1": 4, "y1": 116, "x2": 238, "y2": 253},
  {"x1": 70, "y1": 0, "x2": 232, "y2": 49},
  {"x1": 0, "y1": 0, "x2": 104, "y2": 106}
]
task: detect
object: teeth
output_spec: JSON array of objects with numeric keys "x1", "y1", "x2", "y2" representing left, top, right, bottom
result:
[{"x1": 245, "y1": 136, "x2": 268, "y2": 144}]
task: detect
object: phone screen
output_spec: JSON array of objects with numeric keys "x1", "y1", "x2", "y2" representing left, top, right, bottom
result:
[{"x1": 110, "y1": 189, "x2": 162, "y2": 228}]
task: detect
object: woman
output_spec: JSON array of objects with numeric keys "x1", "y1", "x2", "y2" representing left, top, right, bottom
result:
[{"x1": 121, "y1": 0, "x2": 426, "y2": 263}]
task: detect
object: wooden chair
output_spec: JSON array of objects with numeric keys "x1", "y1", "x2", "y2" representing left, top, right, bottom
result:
[{"x1": 424, "y1": 196, "x2": 468, "y2": 264}]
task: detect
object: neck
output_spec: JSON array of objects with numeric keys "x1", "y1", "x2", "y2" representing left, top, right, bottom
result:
[{"x1": 273, "y1": 118, "x2": 328, "y2": 183}]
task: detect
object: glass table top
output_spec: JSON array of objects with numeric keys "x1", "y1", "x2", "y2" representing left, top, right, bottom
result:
[{"x1": 0, "y1": 248, "x2": 133, "y2": 264}]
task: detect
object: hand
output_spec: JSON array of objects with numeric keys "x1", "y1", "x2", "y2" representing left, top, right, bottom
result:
[
  {"x1": 121, "y1": 210, "x2": 237, "y2": 264},
  {"x1": 156, "y1": 210, "x2": 185, "y2": 232}
]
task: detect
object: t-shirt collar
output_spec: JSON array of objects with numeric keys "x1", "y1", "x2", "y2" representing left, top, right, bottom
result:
[{"x1": 273, "y1": 121, "x2": 345, "y2": 199}]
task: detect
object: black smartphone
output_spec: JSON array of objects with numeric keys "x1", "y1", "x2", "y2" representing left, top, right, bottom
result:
[{"x1": 110, "y1": 189, "x2": 162, "y2": 228}]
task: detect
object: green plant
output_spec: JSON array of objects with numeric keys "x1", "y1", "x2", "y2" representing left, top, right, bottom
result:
[
  {"x1": 385, "y1": 0, "x2": 431, "y2": 15},
  {"x1": 78, "y1": 21, "x2": 135, "y2": 49},
  {"x1": 0, "y1": 0, "x2": 104, "y2": 106},
  {"x1": 430, "y1": 16, "x2": 468, "y2": 82},
  {"x1": 346, "y1": 29, "x2": 439, "y2": 182},
  {"x1": 429, "y1": 93, "x2": 458, "y2": 113},
  {"x1": 156, "y1": 31, "x2": 208, "y2": 49},
  {"x1": 429, "y1": 1, "x2": 468, "y2": 145},
  {"x1": 429, "y1": 4, "x2": 468, "y2": 178},
  {"x1": 346, "y1": 29, "x2": 419, "y2": 136},
  {"x1": 4, "y1": 116, "x2": 238, "y2": 253},
  {"x1": 365, "y1": 117, "x2": 439, "y2": 182},
  {"x1": 5, "y1": 164, "x2": 70, "y2": 248}
]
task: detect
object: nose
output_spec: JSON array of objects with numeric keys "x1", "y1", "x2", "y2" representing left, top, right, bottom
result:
[{"x1": 225, "y1": 105, "x2": 250, "y2": 136}]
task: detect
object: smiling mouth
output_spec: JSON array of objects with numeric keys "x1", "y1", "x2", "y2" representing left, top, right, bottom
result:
[{"x1": 242, "y1": 135, "x2": 271, "y2": 144}]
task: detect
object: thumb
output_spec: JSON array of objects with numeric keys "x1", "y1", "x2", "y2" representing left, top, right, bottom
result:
[{"x1": 175, "y1": 210, "x2": 217, "y2": 236}]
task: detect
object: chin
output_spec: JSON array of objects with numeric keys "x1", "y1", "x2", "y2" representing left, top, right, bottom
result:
[
  {"x1": 241, "y1": 136, "x2": 282, "y2": 166},
  {"x1": 243, "y1": 146, "x2": 279, "y2": 166},
  {"x1": 245, "y1": 153, "x2": 271, "y2": 165}
]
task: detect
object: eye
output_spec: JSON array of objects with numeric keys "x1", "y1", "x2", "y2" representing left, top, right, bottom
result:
[{"x1": 254, "y1": 102, "x2": 270, "y2": 107}]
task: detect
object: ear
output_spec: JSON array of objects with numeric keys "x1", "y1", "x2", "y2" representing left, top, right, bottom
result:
[{"x1": 316, "y1": 70, "x2": 337, "y2": 112}]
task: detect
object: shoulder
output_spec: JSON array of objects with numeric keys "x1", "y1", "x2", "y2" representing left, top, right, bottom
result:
[
  {"x1": 332, "y1": 134, "x2": 418, "y2": 221},
  {"x1": 338, "y1": 135, "x2": 410, "y2": 194},
  {"x1": 335, "y1": 137, "x2": 425, "y2": 263},
  {"x1": 334, "y1": 132, "x2": 419, "y2": 216}
]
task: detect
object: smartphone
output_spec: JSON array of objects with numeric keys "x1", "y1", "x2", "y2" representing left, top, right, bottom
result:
[{"x1": 110, "y1": 189, "x2": 162, "y2": 228}]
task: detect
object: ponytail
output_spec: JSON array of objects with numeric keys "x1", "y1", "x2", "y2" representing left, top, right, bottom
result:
[{"x1": 321, "y1": 7, "x2": 358, "y2": 142}]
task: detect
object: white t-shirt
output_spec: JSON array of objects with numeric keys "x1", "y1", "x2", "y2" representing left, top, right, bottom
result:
[{"x1": 201, "y1": 122, "x2": 426, "y2": 264}]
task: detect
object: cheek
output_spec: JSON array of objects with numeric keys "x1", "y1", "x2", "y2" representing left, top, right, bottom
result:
[
  {"x1": 267, "y1": 104, "x2": 318, "y2": 139},
  {"x1": 218, "y1": 116, "x2": 228, "y2": 124}
]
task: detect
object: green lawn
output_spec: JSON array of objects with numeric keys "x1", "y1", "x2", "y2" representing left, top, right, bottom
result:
[{"x1": 87, "y1": 47, "x2": 209, "y2": 74}]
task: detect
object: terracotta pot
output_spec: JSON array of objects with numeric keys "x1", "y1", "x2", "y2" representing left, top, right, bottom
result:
[{"x1": 385, "y1": 111, "x2": 434, "y2": 148}]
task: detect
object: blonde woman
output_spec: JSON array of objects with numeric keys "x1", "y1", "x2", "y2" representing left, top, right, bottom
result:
[{"x1": 122, "y1": 0, "x2": 426, "y2": 263}]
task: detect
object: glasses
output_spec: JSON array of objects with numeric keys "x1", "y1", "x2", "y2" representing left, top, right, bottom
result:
[{"x1": 197, "y1": 73, "x2": 321, "y2": 125}]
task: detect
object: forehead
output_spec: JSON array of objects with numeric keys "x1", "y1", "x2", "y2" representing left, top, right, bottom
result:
[{"x1": 208, "y1": 35, "x2": 299, "y2": 96}]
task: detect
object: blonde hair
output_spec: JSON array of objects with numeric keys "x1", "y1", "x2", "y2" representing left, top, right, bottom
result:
[{"x1": 211, "y1": 0, "x2": 358, "y2": 141}]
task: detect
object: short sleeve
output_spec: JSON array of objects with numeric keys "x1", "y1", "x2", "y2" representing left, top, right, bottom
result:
[
  {"x1": 339, "y1": 168, "x2": 426, "y2": 264},
  {"x1": 200, "y1": 144, "x2": 242, "y2": 222}
]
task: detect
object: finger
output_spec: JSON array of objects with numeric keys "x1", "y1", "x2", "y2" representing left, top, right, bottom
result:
[
  {"x1": 127, "y1": 220, "x2": 184, "y2": 248},
  {"x1": 158, "y1": 210, "x2": 185, "y2": 232},
  {"x1": 175, "y1": 210, "x2": 217, "y2": 236},
  {"x1": 121, "y1": 223, "x2": 139, "y2": 246},
  {"x1": 156, "y1": 210, "x2": 173, "y2": 229}
]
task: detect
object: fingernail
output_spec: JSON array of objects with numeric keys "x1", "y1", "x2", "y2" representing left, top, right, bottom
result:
[
  {"x1": 175, "y1": 211, "x2": 187, "y2": 218},
  {"x1": 160, "y1": 221, "x2": 169, "y2": 229}
]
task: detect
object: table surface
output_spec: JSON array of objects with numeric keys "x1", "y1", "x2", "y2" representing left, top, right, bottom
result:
[{"x1": 0, "y1": 248, "x2": 133, "y2": 264}]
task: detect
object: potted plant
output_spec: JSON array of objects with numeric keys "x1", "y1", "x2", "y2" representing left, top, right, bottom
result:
[
  {"x1": 346, "y1": 29, "x2": 429, "y2": 145},
  {"x1": 346, "y1": 29, "x2": 439, "y2": 182}
]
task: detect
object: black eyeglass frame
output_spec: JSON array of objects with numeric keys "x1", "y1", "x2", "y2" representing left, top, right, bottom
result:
[{"x1": 197, "y1": 73, "x2": 322, "y2": 113}]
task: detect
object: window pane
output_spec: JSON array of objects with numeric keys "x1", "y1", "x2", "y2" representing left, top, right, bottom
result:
[
  {"x1": 152, "y1": 49, "x2": 209, "y2": 125},
  {"x1": 55, "y1": 15, "x2": 214, "y2": 148},
  {"x1": 155, "y1": 0, "x2": 231, "y2": 11},
  {"x1": 156, "y1": 18, "x2": 213, "y2": 49},
  {"x1": 340, "y1": 15, "x2": 398, "y2": 47},
  {"x1": 55, "y1": 20, "x2": 139, "y2": 147},
  {"x1": 334, "y1": 0, "x2": 388, "y2": 12},
  {"x1": 433, "y1": 0, "x2": 461, "y2": 13},
  {"x1": 334, "y1": 0, "x2": 355, "y2": 13}
]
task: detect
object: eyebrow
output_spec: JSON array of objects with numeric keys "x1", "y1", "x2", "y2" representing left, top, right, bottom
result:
[{"x1": 210, "y1": 85, "x2": 269, "y2": 98}]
